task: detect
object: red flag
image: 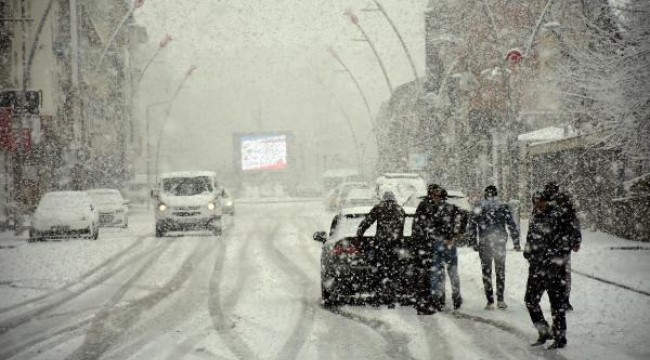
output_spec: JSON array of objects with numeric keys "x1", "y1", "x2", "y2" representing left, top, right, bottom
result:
[
  {"x1": 0, "y1": 108, "x2": 14, "y2": 152},
  {"x1": 133, "y1": 0, "x2": 145, "y2": 9}
]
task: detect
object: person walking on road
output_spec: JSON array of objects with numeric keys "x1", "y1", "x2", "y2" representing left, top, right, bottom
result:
[
  {"x1": 412, "y1": 184, "x2": 464, "y2": 314},
  {"x1": 357, "y1": 190, "x2": 406, "y2": 308},
  {"x1": 524, "y1": 189, "x2": 580, "y2": 349},
  {"x1": 469, "y1": 185, "x2": 521, "y2": 310},
  {"x1": 543, "y1": 182, "x2": 582, "y2": 311}
]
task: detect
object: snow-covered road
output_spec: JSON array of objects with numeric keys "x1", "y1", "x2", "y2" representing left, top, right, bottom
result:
[{"x1": 0, "y1": 200, "x2": 648, "y2": 360}]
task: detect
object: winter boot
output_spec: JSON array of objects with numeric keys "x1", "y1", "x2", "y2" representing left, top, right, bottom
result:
[
  {"x1": 497, "y1": 301, "x2": 508, "y2": 309},
  {"x1": 547, "y1": 338, "x2": 567, "y2": 349},
  {"x1": 484, "y1": 302, "x2": 495, "y2": 310},
  {"x1": 531, "y1": 324, "x2": 552, "y2": 346}
]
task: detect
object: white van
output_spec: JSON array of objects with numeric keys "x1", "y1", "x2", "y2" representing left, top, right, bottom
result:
[{"x1": 152, "y1": 171, "x2": 223, "y2": 237}]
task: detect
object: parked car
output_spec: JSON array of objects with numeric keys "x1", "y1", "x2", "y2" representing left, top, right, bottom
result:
[
  {"x1": 329, "y1": 181, "x2": 369, "y2": 211},
  {"x1": 221, "y1": 188, "x2": 235, "y2": 215},
  {"x1": 313, "y1": 205, "x2": 417, "y2": 307},
  {"x1": 29, "y1": 191, "x2": 99, "y2": 242},
  {"x1": 338, "y1": 187, "x2": 378, "y2": 210},
  {"x1": 87, "y1": 189, "x2": 129, "y2": 228},
  {"x1": 152, "y1": 171, "x2": 223, "y2": 237}
]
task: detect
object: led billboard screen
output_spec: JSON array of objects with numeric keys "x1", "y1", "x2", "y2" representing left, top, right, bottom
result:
[{"x1": 240, "y1": 134, "x2": 288, "y2": 171}]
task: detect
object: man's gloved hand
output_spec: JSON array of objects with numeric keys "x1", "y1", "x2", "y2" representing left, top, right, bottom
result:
[
  {"x1": 513, "y1": 244, "x2": 521, "y2": 252},
  {"x1": 473, "y1": 244, "x2": 480, "y2": 252},
  {"x1": 444, "y1": 239, "x2": 455, "y2": 249},
  {"x1": 572, "y1": 244, "x2": 580, "y2": 252}
]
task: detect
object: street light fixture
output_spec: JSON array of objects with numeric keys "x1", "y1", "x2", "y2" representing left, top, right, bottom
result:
[{"x1": 344, "y1": 9, "x2": 393, "y2": 94}]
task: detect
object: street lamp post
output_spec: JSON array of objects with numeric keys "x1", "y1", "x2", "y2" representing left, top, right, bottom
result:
[
  {"x1": 98, "y1": 0, "x2": 145, "y2": 66},
  {"x1": 345, "y1": 10, "x2": 393, "y2": 94},
  {"x1": 363, "y1": 1, "x2": 420, "y2": 87},
  {"x1": 136, "y1": 34, "x2": 173, "y2": 84},
  {"x1": 146, "y1": 101, "x2": 170, "y2": 208},
  {"x1": 154, "y1": 65, "x2": 198, "y2": 183},
  {"x1": 327, "y1": 46, "x2": 375, "y2": 131}
]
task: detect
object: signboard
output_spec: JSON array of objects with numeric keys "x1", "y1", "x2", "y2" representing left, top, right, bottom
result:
[{"x1": 240, "y1": 134, "x2": 288, "y2": 171}]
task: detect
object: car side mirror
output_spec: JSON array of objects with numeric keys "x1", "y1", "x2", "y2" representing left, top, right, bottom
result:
[
  {"x1": 313, "y1": 231, "x2": 327, "y2": 243},
  {"x1": 150, "y1": 188, "x2": 158, "y2": 199}
]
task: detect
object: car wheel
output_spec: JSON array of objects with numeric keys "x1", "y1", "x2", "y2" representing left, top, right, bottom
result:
[
  {"x1": 155, "y1": 223, "x2": 165, "y2": 238},
  {"x1": 321, "y1": 281, "x2": 339, "y2": 308}
]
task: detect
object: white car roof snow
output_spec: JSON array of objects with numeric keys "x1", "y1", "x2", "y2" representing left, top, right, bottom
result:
[{"x1": 161, "y1": 171, "x2": 216, "y2": 179}]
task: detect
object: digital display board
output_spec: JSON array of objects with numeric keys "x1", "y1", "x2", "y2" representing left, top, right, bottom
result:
[{"x1": 240, "y1": 134, "x2": 288, "y2": 171}]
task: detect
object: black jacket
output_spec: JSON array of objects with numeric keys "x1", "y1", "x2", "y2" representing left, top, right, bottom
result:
[
  {"x1": 524, "y1": 195, "x2": 581, "y2": 266},
  {"x1": 357, "y1": 199, "x2": 406, "y2": 251},
  {"x1": 412, "y1": 198, "x2": 463, "y2": 249}
]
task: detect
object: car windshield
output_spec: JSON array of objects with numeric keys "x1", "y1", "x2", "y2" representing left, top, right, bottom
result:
[
  {"x1": 39, "y1": 194, "x2": 89, "y2": 210},
  {"x1": 162, "y1": 177, "x2": 213, "y2": 196},
  {"x1": 88, "y1": 191, "x2": 122, "y2": 205}
]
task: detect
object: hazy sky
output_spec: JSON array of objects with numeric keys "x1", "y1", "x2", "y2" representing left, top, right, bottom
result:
[{"x1": 134, "y1": 0, "x2": 428, "y2": 176}]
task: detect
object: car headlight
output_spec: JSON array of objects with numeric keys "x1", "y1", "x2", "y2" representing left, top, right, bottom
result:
[
  {"x1": 225, "y1": 201, "x2": 233, "y2": 206},
  {"x1": 158, "y1": 204, "x2": 167, "y2": 212},
  {"x1": 207, "y1": 202, "x2": 216, "y2": 210}
]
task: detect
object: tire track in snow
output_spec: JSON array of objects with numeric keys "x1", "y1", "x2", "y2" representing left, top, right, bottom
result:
[
  {"x1": 258, "y1": 220, "x2": 318, "y2": 360},
  {"x1": 326, "y1": 307, "x2": 417, "y2": 360},
  {"x1": 0, "y1": 234, "x2": 164, "y2": 337},
  {"x1": 571, "y1": 269, "x2": 650, "y2": 296},
  {"x1": 453, "y1": 311, "x2": 569, "y2": 360},
  {"x1": 0, "y1": 233, "x2": 149, "y2": 315},
  {"x1": 0, "y1": 239, "x2": 173, "y2": 359},
  {"x1": 63, "y1": 237, "x2": 214, "y2": 360},
  {"x1": 208, "y1": 223, "x2": 259, "y2": 360}
]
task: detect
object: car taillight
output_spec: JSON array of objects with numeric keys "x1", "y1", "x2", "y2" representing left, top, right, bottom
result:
[{"x1": 332, "y1": 244, "x2": 360, "y2": 256}]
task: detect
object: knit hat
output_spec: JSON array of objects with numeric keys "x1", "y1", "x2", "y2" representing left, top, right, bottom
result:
[
  {"x1": 428, "y1": 184, "x2": 447, "y2": 199},
  {"x1": 382, "y1": 190, "x2": 396, "y2": 201},
  {"x1": 484, "y1": 185, "x2": 498, "y2": 199}
]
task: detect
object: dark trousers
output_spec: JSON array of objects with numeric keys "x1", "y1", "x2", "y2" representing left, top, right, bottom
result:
[
  {"x1": 566, "y1": 255, "x2": 572, "y2": 304},
  {"x1": 479, "y1": 241, "x2": 507, "y2": 303},
  {"x1": 371, "y1": 255, "x2": 396, "y2": 304},
  {"x1": 431, "y1": 242, "x2": 461, "y2": 307},
  {"x1": 414, "y1": 255, "x2": 434, "y2": 313},
  {"x1": 525, "y1": 262, "x2": 568, "y2": 341}
]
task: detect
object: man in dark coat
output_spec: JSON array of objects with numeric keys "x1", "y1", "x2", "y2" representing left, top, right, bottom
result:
[
  {"x1": 469, "y1": 185, "x2": 521, "y2": 310},
  {"x1": 357, "y1": 190, "x2": 406, "y2": 307},
  {"x1": 411, "y1": 184, "x2": 464, "y2": 314},
  {"x1": 524, "y1": 189, "x2": 581, "y2": 349},
  {"x1": 543, "y1": 182, "x2": 582, "y2": 311}
]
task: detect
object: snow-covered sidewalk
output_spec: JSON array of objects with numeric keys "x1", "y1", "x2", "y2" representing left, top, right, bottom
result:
[{"x1": 453, "y1": 223, "x2": 650, "y2": 360}]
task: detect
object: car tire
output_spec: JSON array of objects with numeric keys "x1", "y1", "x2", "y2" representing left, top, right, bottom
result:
[
  {"x1": 155, "y1": 223, "x2": 165, "y2": 238},
  {"x1": 321, "y1": 281, "x2": 339, "y2": 308}
]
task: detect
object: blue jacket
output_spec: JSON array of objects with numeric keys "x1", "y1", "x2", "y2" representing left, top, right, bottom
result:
[{"x1": 469, "y1": 199, "x2": 520, "y2": 247}]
